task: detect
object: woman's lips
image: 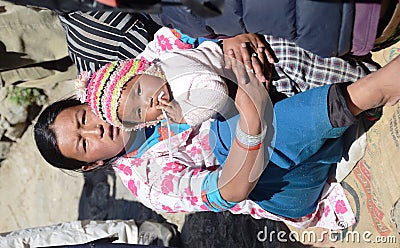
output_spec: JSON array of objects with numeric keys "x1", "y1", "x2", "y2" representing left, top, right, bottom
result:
[
  {"x1": 114, "y1": 126, "x2": 120, "y2": 140},
  {"x1": 109, "y1": 125, "x2": 118, "y2": 140}
]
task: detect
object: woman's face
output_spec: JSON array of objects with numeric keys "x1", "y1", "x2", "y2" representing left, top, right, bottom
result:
[
  {"x1": 118, "y1": 74, "x2": 170, "y2": 125},
  {"x1": 52, "y1": 104, "x2": 133, "y2": 164}
]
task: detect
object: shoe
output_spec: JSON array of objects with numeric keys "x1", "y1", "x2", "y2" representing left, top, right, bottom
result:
[{"x1": 138, "y1": 220, "x2": 180, "y2": 247}]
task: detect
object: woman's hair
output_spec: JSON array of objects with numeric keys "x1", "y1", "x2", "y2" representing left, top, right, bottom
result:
[{"x1": 34, "y1": 98, "x2": 86, "y2": 171}]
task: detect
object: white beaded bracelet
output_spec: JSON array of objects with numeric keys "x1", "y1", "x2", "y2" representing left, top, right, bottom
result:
[{"x1": 235, "y1": 122, "x2": 267, "y2": 147}]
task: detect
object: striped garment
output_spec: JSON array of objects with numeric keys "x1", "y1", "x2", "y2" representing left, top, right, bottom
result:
[{"x1": 58, "y1": 11, "x2": 161, "y2": 73}]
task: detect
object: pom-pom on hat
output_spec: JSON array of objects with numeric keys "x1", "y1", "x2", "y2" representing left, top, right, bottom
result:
[{"x1": 75, "y1": 58, "x2": 163, "y2": 128}]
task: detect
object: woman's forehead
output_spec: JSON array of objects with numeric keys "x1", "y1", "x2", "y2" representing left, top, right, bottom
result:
[
  {"x1": 53, "y1": 106, "x2": 75, "y2": 129},
  {"x1": 53, "y1": 104, "x2": 84, "y2": 129},
  {"x1": 51, "y1": 106, "x2": 78, "y2": 156}
]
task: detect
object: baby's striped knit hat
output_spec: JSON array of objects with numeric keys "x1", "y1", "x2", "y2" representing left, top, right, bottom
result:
[{"x1": 75, "y1": 58, "x2": 162, "y2": 127}]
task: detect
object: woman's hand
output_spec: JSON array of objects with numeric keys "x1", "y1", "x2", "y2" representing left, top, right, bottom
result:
[
  {"x1": 228, "y1": 44, "x2": 270, "y2": 121},
  {"x1": 217, "y1": 69, "x2": 268, "y2": 203},
  {"x1": 231, "y1": 51, "x2": 269, "y2": 134},
  {"x1": 222, "y1": 33, "x2": 275, "y2": 85},
  {"x1": 217, "y1": 45, "x2": 270, "y2": 203}
]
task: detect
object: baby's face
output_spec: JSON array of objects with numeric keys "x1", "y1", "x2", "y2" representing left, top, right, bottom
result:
[{"x1": 118, "y1": 74, "x2": 170, "y2": 125}]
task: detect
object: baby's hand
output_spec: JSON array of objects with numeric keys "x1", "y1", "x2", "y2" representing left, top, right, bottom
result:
[{"x1": 156, "y1": 98, "x2": 186, "y2": 124}]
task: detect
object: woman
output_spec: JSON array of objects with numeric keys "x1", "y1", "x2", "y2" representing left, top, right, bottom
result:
[{"x1": 33, "y1": 49, "x2": 400, "y2": 229}]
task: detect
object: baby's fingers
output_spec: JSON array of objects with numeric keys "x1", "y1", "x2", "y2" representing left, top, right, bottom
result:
[
  {"x1": 156, "y1": 105, "x2": 166, "y2": 109},
  {"x1": 158, "y1": 98, "x2": 171, "y2": 106},
  {"x1": 157, "y1": 113, "x2": 165, "y2": 121}
]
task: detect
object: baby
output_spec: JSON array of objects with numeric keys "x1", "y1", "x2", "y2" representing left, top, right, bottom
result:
[{"x1": 77, "y1": 27, "x2": 231, "y2": 130}]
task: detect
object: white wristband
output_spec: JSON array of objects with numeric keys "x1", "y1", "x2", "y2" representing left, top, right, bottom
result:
[{"x1": 235, "y1": 122, "x2": 267, "y2": 147}]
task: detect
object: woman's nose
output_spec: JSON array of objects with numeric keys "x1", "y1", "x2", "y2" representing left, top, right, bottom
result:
[
  {"x1": 146, "y1": 97, "x2": 154, "y2": 108},
  {"x1": 81, "y1": 124, "x2": 104, "y2": 138}
]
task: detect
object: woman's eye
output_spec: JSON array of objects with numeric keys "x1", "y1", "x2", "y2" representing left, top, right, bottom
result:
[
  {"x1": 138, "y1": 108, "x2": 142, "y2": 119},
  {"x1": 82, "y1": 139, "x2": 87, "y2": 152},
  {"x1": 82, "y1": 111, "x2": 86, "y2": 125}
]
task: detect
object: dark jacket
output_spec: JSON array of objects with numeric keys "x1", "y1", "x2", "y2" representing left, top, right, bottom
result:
[
  {"x1": 152, "y1": 0, "x2": 355, "y2": 57},
  {"x1": 6, "y1": 0, "x2": 355, "y2": 57}
]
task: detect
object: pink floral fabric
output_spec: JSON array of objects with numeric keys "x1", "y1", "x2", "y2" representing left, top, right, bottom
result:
[
  {"x1": 137, "y1": 27, "x2": 193, "y2": 61},
  {"x1": 113, "y1": 120, "x2": 356, "y2": 230}
]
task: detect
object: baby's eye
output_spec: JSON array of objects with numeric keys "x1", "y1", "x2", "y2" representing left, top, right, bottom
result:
[{"x1": 137, "y1": 84, "x2": 142, "y2": 96}]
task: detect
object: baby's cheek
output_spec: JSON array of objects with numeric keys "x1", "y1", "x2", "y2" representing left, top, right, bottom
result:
[
  {"x1": 118, "y1": 91, "x2": 135, "y2": 119},
  {"x1": 145, "y1": 108, "x2": 162, "y2": 122},
  {"x1": 118, "y1": 104, "x2": 135, "y2": 122}
]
